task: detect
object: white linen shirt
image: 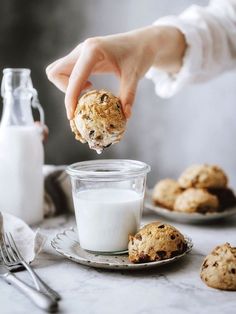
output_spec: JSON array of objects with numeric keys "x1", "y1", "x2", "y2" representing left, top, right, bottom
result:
[{"x1": 146, "y1": 0, "x2": 236, "y2": 98}]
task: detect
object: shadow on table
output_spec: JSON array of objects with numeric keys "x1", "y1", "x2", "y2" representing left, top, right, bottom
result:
[{"x1": 32, "y1": 251, "x2": 68, "y2": 268}]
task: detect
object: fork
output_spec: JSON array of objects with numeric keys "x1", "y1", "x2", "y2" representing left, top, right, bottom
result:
[{"x1": 0, "y1": 232, "x2": 61, "y2": 301}]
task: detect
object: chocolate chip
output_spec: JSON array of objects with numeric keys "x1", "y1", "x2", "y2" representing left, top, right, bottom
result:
[
  {"x1": 170, "y1": 235, "x2": 175, "y2": 240},
  {"x1": 82, "y1": 114, "x2": 90, "y2": 120},
  {"x1": 156, "y1": 251, "x2": 166, "y2": 259},
  {"x1": 177, "y1": 243, "x2": 183, "y2": 250},
  {"x1": 158, "y1": 224, "x2": 165, "y2": 229},
  {"x1": 110, "y1": 124, "x2": 115, "y2": 128},
  {"x1": 89, "y1": 130, "x2": 95, "y2": 138},
  {"x1": 135, "y1": 234, "x2": 142, "y2": 241},
  {"x1": 96, "y1": 135, "x2": 103, "y2": 140},
  {"x1": 202, "y1": 261, "x2": 208, "y2": 269},
  {"x1": 138, "y1": 252, "x2": 150, "y2": 263},
  {"x1": 116, "y1": 103, "x2": 120, "y2": 109},
  {"x1": 213, "y1": 262, "x2": 218, "y2": 267},
  {"x1": 231, "y1": 268, "x2": 236, "y2": 274},
  {"x1": 170, "y1": 250, "x2": 180, "y2": 258},
  {"x1": 100, "y1": 93, "x2": 109, "y2": 102}
]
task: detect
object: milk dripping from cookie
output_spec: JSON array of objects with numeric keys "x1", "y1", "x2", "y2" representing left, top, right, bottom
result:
[{"x1": 0, "y1": 68, "x2": 44, "y2": 224}]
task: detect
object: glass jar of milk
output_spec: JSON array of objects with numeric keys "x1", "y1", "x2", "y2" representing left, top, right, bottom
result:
[
  {"x1": 67, "y1": 159, "x2": 150, "y2": 253},
  {"x1": 0, "y1": 68, "x2": 44, "y2": 225}
]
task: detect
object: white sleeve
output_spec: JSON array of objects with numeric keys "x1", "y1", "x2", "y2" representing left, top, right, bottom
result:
[{"x1": 146, "y1": 0, "x2": 236, "y2": 98}]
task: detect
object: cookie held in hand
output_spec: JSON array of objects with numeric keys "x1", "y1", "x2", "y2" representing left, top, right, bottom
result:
[
  {"x1": 200, "y1": 243, "x2": 236, "y2": 291},
  {"x1": 70, "y1": 89, "x2": 126, "y2": 153},
  {"x1": 128, "y1": 221, "x2": 187, "y2": 263},
  {"x1": 152, "y1": 179, "x2": 183, "y2": 210},
  {"x1": 178, "y1": 164, "x2": 228, "y2": 189}
]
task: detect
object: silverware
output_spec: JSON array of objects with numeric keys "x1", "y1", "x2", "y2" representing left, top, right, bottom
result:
[
  {"x1": 0, "y1": 232, "x2": 61, "y2": 301},
  {"x1": 0, "y1": 264, "x2": 58, "y2": 312}
]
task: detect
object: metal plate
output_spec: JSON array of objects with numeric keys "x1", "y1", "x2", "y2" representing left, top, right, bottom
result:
[{"x1": 145, "y1": 189, "x2": 236, "y2": 224}]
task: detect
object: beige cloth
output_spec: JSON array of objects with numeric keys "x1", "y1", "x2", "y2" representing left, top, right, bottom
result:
[
  {"x1": 0, "y1": 212, "x2": 46, "y2": 263},
  {"x1": 43, "y1": 165, "x2": 74, "y2": 217},
  {"x1": 0, "y1": 166, "x2": 72, "y2": 264}
]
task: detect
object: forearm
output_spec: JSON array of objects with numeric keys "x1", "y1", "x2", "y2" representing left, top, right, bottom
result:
[
  {"x1": 126, "y1": 25, "x2": 187, "y2": 75},
  {"x1": 151, "y1": 26, "x2": 187, "y2": 74}
]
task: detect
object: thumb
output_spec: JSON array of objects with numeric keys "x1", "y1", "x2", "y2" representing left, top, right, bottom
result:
[{"x1": 119, "y1": 74, "x2": 138, "y2": 119}]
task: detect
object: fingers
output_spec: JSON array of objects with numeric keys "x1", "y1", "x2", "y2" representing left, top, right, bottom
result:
[
  {"x1": 46, "y1": 57, "x2": 71, "y2": 78},
  {"x1": 46, "y1": 59, "x2": 59, "y2": 73},
  {"x1": 65, "y1": 39, "x2": 103, "y2": 119},
  {"x1": 46, "y1": 57, "x2": 75, "y2": 91},
  {"x1": 51, "y1": 74, "x2": 69, "y2": 93},
  {"x1": 46, "y1": 38, "x2": 139, "y2": 120},
  {"x1": 46, "y1": 40, "x2": 104, "y2": 119},
  {"x1": 49, "y1": 75, "x2": 92, "y2": 95},
  {"x1": 46, "y1": 44, "x2": 82, "y2": 77},
  {"x1": 119, "y1": 73, "x2": 138, "y2": 119}
]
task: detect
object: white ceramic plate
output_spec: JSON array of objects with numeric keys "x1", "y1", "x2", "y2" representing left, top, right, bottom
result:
[
  {"x1": 145, "y1": 189, "x2": 236, "y2": 223},
  {"x1": 51, "y1": 228, "x2": 193, "y2": 270}
]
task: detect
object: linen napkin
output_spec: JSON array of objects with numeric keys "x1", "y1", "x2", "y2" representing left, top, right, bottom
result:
[
  {"x1": 0, "y1": 212, "x2": 46, "y2": 263},
  {"x1": 43, "y1": 165, "x2": 74, "y2": 217}
]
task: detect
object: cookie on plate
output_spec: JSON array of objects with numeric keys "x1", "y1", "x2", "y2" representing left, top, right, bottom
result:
[
  {"x1": 200, "y1": 243, "x2": 236, "y2": 291},
  {"x1": 128, "y1": 221, "x2": 187, "y2": 263},
  {"x1": 178, "y1": 164, "x2": 228, "y2": 189},
  {"x1": 70, "y1": 89, "x2": 126, "y2": 153},
  {"x1": 174, "y1": 188, "x2": 219, "y2": 213},
  {"x1": 208, "y1": 188, "x2": 236, "y2": 211},
  {"x1": 152, "y1": 179, "x2": 183, "y2": 210}
]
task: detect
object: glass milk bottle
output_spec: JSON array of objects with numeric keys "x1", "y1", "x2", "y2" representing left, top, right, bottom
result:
[{"x1": 0, "y1": 68, "x2": 44, "y2": 225}]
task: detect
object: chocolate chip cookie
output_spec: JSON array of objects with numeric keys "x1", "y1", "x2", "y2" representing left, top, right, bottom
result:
[
  {"x1": 207, "y1": 188, "x2": 236, "y2": 211},
  {"x1": 152, "y1": 179, "x2": 183, "y2": 210},
  {"x1": 178, "y1": 164, "x2": 228, "y2": 189},
  {"x1": 128, "y1": 221, "x2": 187, "y2": 263},
  {"x1": 200, "y1": 243, "x2": 236, "y2": 290},
  {"x1": 174, "y1": 188, "x2": 219, "y2": 213},
  {"x1": 70, "y1": 89, "x2": 126, "y2": 153}
]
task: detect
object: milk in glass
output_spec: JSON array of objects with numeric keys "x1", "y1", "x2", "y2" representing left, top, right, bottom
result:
[{"x1": 74, "y1": 188, "x2": 143, "y2": 252}]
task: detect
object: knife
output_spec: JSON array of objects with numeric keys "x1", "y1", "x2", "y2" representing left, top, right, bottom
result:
[{"x1": 0, "y1": 264, "x2": 58, "y2": 312}]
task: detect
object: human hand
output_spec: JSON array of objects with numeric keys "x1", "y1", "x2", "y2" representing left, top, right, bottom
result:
[{"x1": 46, "y1": 26, "x2": 186, "y2": 119}]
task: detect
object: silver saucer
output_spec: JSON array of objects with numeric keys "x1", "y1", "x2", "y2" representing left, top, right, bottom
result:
[{"x1": 51, "y1": 228, "x2": 193, "y2": 270}]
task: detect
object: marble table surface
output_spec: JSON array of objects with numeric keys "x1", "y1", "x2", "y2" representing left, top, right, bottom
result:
[{"x1": 1, "y1": 210, "x2": 236, "y2": 314}]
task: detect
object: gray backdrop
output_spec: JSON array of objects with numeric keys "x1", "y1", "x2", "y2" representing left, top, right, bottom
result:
[{"x1": 1, "y1": 0, "x2": 236, "y2": 188}]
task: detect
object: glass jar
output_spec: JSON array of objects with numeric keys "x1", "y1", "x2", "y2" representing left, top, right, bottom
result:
[{"x1": 67, "y1": 159, "x2": 150, "y2": 254}]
